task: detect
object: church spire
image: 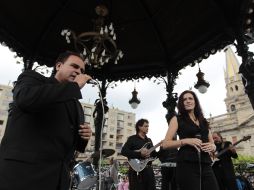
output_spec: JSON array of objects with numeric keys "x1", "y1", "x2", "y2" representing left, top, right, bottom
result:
[
  {"x1": 224, "y1": 46, "x2": 241, "y2": 83},
  {"x1": 224, "y1": 46, "x2": 247, "y2": 113}
]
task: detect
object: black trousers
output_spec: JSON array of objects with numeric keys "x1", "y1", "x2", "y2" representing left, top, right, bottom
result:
[
  {"x1": 0, "y1": 158, "x2": 69, "y2": 190},
  {"x1": 213, "y1": 165, "x2": 238, "y2": 190},
  {"x1": 161, "y1": 166, "x2": 177, "y2": 190},
  {"x1": 176, "y1": 162, "x2": 219, "y2": 190},
  {"x1": 128, "y1": 167, "x2": 156, "y2": 190}
]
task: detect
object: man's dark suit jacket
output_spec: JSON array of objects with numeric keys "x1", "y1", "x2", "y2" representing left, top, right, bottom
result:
[{"x1": 0, "y1": 70, "x2": 88, "y2": 190}]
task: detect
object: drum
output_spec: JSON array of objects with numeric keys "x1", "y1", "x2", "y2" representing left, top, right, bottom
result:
[{"x1": 72, "y1": 161, "x2": 97, "y2": 190}]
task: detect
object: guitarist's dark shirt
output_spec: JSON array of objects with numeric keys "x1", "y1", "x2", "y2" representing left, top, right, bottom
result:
[
  {"x1": 214, "y1": 141, "x2": 238, "y2": 161},
  {"x1": 213, "y1": 141, "x2": 238, "y2": 167},
  {"x1": 212, "y1": 141, "x2": 238, "y2": 190},
  {"x1": 121, "y1": 134, "x2": 157, "y2": 190},
  {"x1": 121, "y1": 134, "x2": 157, "y2": 161}
]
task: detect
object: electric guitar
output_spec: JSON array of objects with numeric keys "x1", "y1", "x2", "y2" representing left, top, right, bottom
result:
[
  {"x1": 128, "y1": 141, "x2": 161, "y2": 173},
  {"x1": 211, "y1": 135, "x2": 251, "y2": 166}
]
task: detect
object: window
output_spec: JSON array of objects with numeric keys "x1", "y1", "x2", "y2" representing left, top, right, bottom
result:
[
  {"x1": 110, "y1": 135, "x2": 114, "y2": 138},
  {"x1": 235, "y1": 85, "x2": 238, "y2": 91},
  {"x1": 110, "y1": 126, "x2": 115, "y2": 130},
  {"x1": 84, "y1": 115, "x2": 91, "y2": 123},
  {"x1": 117, "y1": 113, "x2": 124, "y2": 121},
  {"x1": 127, "y1": 122, "x2": 132, "y2": 127},
  {"x1": 109, "y1": 142, "x2": 114, "y2": 147},
  {"x1": 231, "y1": 104, "x2": 236, "y2": 112},
  {"x1": 117, "y1": 120, "x2": 124, "y2": 128},
  {"x1": 84, "y1": 106, "x2": 92, "y2": 115},
  {"x1": 104, "y1": 118, "x2": 108, "y2": 125},
  {"x1": 127, "y1": 129, "x2": 132, "y2": 134},
  {"x1": 0, "y1": 120, "x2": 4, "y2": 126},
  {"x1": 230, "y1": 87, "x2": 233, "y2": 92}
]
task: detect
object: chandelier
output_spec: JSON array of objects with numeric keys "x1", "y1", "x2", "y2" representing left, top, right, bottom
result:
[{"x1": 61, "y1": 4, "x2": 123, "y2": 69}]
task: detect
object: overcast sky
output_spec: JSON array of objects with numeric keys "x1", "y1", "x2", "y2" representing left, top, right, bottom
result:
[{"x1": 0, "y1": 44, "x2": 251, "y2": 144}]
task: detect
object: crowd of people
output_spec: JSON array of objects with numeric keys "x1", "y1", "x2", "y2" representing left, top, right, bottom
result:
[{"x1": 0, "y1": 50, "x2": 246, "y2": 190}]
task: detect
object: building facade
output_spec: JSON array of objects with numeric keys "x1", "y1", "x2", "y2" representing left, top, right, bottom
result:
[
  {"x1": 0, "y1": 84, "x2": 13, "y2": 142},
  {"x1": 209, "y1": 47, "x2": 254, "y2": 156},
  {"x1": 76, "y1": 102, "x2": 136, "y2": 163}
]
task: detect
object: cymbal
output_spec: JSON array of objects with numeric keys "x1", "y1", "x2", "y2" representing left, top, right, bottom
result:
[{"x1": 91, "y1": 149, "x2": 115, "y2": 159}]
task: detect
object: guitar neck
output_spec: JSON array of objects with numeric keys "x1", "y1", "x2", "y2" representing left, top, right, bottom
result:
[
  {"x1": 148, "y1": 142, "x2": 161, "y2": 154},
  {"x1": 216, "y1": 140, "x2": 242, "y2": 158}
]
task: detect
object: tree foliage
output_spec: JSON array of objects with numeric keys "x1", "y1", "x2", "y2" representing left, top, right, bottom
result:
[{"x1": 233, "y1": 154, "x2": 254, "y2": 164}]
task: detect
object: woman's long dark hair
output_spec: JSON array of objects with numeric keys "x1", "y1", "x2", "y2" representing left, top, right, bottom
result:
[{"x1": 177, "y1": 90, "x2": 209, "y2": 128}]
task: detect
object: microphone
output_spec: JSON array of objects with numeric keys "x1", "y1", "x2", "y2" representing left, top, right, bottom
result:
[
  {"x1": 87, "y1": 79, "x2": 98, "y2": 85},
  {"x1": 195, "y1": 133, "x2": 201, "y2": 140},
  {"x1": 195, "y1": 133, "x2": 202, "y2": 153}
]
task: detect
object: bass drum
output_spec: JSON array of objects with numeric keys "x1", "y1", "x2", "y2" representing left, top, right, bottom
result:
[{"x1": 72, "y1": 161, "x2": 97, "y2": 190}]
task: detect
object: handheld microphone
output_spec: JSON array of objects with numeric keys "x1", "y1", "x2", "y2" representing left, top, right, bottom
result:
[
  {"x1": 195, "y1": 133, "x2": 202, "y2": 152},
  {"x1": 195, "y1": 133, "x2": 201, "y2": 140},
  {"x1": 87, "y1": 79, "x2": 97, "y2": 85}
]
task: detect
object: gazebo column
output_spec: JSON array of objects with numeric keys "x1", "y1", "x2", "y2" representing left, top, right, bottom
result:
[{"x1": 160, "y1": 71, "x2": 178, "y2": 188}]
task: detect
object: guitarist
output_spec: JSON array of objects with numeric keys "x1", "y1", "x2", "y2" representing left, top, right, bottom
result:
[
  {"x1": 121, "y1": 118, "x2": 160, "y2": 190},
  {"x1": 212, "y1": 132, "x2": 238, "y2": 190}
]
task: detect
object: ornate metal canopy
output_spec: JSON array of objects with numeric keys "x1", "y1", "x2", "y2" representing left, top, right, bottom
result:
[{"x1": 0, "y1": 0, "x2": 253, "y2": 82}]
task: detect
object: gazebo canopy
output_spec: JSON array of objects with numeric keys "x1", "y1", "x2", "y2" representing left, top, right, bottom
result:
[{"x1": 0, "y1": 0, "x2": 253, "y2": 81}]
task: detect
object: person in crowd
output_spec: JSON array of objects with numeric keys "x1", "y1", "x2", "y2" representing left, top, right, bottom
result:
[
  {"x1": 121, "y1": 118, "x2": 160, "y2": 190},
  {"x1": 212, "y1": 132, "x2": 238, "y2": 190},
  {"x1": 162, "y1": 90, "x2": 219, "y2": 190},
  {"x1": 110, "y1": 157, "x2": 120, "y2": 185},
  {"x1": 104, "y1": 157, "x2": 119, "y2": 190},
  {"x1": 158, "y1": 147, "x2": 178, "y2": 190},
  {"x1": 0, "y1": 51, "x2": 92, "y2": 190},
  {"x1": 118, "y1": 176, "x2": 129, "y2": 190}
]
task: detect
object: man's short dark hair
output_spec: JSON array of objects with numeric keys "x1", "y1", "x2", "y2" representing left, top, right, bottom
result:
[
  {"x1": 135, "y1": 118, "x2": 148, "y2": 133},
  {"x1": 51, "y1": 51, "x2": 85, "y2": 76}
]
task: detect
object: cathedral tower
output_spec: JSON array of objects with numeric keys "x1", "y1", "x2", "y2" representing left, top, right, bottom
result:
[{"x1": 224, "y1": 47, "x2": 253, "y2": 124}]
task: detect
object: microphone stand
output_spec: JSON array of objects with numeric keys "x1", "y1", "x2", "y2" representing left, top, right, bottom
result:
[{"x1": 195, "y1": 134, "x2": 202, "y2": 190}]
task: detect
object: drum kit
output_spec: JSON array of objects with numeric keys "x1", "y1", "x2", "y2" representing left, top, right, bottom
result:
[{"x1": 70, "y1": 149, "x2": 116, "y2": 190}]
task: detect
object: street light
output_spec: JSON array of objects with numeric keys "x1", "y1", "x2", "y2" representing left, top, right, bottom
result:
[
  {"x1": 129, "y1": 87, "x2": 141, "y2": 109},
  {"x1": 194, "y1": 64, "x2": 210, "y2": 93}
]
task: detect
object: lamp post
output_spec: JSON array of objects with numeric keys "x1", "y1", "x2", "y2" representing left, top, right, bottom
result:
[
  {"x1": 129, "y1": 87, "x2": 141, "y2": 109},
  {"x1": 194, "y1": 64, "x2": 210, "y2": 93}
]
